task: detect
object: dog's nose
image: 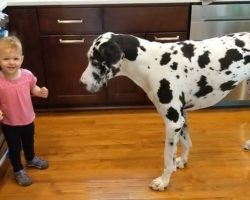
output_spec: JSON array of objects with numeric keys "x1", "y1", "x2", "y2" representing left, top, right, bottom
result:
[{"x1": 79, "y1": 80, "x2": 86, "y2": 89}]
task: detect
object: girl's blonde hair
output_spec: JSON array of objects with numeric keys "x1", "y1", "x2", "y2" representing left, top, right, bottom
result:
[{"x1": 0, "y1": 36, "x2": 23, "y2": 54}]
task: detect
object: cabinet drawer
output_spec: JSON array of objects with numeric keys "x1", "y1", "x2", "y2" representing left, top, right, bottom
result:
[
  {"x1": 38, "y1": 7, "x2": 102, "y2": 35},
  {"x1": 104, "y1": 6, "x2": 189, "y2": 33}
]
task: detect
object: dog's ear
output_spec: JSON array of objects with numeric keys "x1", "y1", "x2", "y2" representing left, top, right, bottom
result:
[
  {"x1": 99, "y1": 41, "x2": 123, "y2": 65},
  {"x1": 111, "y1": 34, "x2": 140, "y2": 61}
]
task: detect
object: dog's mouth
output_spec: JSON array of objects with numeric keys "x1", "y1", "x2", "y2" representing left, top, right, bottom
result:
[
  {"x1": 79, "y1": 80, "x2": 98, "y2": 93},
  {"x1": 88, "y1": 85, "x2": 100, "y2": 93}
]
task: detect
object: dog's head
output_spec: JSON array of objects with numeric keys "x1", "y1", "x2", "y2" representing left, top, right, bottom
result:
[
  {"x1": 79, "y1": 32, "x2": 124, "y2": 92},
  {"x1": 80, "y1": 32, "x2": 140, "y2": 92}
]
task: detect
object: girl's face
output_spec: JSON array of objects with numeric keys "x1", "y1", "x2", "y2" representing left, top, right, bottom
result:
[{"x1": 0, "y1": 48, "x2": 23, "y2": 78}]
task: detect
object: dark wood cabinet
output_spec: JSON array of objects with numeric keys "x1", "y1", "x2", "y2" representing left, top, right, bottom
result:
[
  {"x1": 7, "y1": 4, "x2": 190, "y2": 109},
  {"x1": 41, "y1": 35, "x2": 107, "y2": 107},
  {"x1": 7, "y1": 8, "x2": 47, "y2": 107},
  {"x1": 0, "y1": 128, "x2": 8, "y2": 178},
  {"x1": 103, "y1": 6, "x2": 189, "y2": 33},
  {"x1": 104, "y1": 5, "x2": 189, "y2": 106},
  {"x1": 38, "y1": 7, "x2": 102, "y2": 35},
  {"x1": 37, "y1": 7, "x2": 106, "y2": 108}
]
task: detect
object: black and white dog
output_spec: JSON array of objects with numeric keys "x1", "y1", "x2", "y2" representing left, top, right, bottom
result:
[{"x1": 80, "y1": 32, "x2": 250, "y2": 191}]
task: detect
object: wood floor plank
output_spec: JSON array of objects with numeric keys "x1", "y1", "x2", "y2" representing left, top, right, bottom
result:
[{"x1": 0, "y1": 108, "x2": 250, "y2": 200}]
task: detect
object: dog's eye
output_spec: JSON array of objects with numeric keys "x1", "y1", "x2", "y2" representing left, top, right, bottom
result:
[{"x1": 92, "y1": 60, "x2": 100, "y2": 66}]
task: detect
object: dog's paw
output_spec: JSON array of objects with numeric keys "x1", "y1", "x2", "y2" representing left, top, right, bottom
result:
[
  {"x1": 243, "y1": 140, "x2": 250, "y2": 150},
  {"x1": 150, "y1": 177, "x2": 169, "y2": 191},
  {"x1": 176, "y1": 157, "x2": 187, "y2": 169}
]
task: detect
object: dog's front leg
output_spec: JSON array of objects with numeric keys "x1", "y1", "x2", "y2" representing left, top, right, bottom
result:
[{"x1": 150, "y1": 118, "x2": 184, "y2": 191}]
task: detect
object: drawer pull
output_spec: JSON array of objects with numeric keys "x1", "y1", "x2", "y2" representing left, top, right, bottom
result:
[
  {"x1": 59, "y1": 38, "x2": 85, "y2": 44},
  {"x1": 154, "y1": 35, "x2": 180, "y2": 41},
  {"x1": 57, "y1": 19, "x2": 83, "y2": 24}
]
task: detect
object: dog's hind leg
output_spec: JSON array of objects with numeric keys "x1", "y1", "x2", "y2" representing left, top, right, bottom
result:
[
  {"x1": 176, "y1": 112, "x2": 192, "y2": 169},
  {"x1": 150, "y1": 108, "x2": 185, "y2": 191}
]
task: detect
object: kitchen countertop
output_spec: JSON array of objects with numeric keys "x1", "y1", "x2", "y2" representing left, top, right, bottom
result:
[
  {"x1": 0, "y1": 0, "x2": 7, "y2": 11},
  {"x1": 4, "y1": 0, "x2": 250, "y2": 6},
  {"x1": 1, "y1": 0, "x2": 250, "y2": 11}
]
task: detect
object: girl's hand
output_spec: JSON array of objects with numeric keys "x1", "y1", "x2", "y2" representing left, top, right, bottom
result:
[
  {"x1": 0, "y1": 110, "x2": 3, "y2": 121},
  {"x1": 40, "y1": 87, "x2": 49, "y2": 98}
]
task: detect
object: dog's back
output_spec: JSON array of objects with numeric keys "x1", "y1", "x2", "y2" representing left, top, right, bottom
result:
[{"x1": 128, "y1": 32, "x2": 250, "y2": 110}]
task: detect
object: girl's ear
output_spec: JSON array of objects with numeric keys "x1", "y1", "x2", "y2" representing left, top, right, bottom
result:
[{"x1": 21, "y1": 55, "x2": 24, "y2": 64}]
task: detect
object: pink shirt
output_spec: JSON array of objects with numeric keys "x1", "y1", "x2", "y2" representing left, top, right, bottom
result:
[{"x1": 0, "y1": 69, "x2": 37, "y2": 125}]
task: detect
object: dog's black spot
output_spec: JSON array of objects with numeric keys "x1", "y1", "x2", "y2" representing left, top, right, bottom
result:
[
  {"x1": 95, "y1": 41, "x2": 101, "y2": 46},
  {"x1": 92, "y1": 72, "x2": 101, "y2": 83},
  {"x1": 184, "y1": 68, "x2": 188, "y2": 73},
  {"x1": 160, "y1": 52, "x2": 171, "y2": 66},
  {"x1": 111, "y1": 34, "x2": 140, "y2": 61},
  {"x1": 184, "y1": 104, "x2": 194, "y2": 109},
  {"x1": 166, "y1": 107, "x2": 179, "y2": 123},
  {"x1": 227, "y1": 33, "x2": 235, "y2": 37},
  {"x1": 169, "y1": 142, "x2": 174, "y2": 146},
  {"x1": 173, "y1": 50, "x2": 178, "y2": 54},
  {"x1": 92, "y1": 48, "x2": 104, "y2": 63},
  {"x1": 235, "y1": 39, "x2": 245, "y2": 47},
  {"x1": 179, "y1": 92, "x2": 185, "y2": 107},
  {"x1": 198, "y1": 51, "x2": 210, "y2": 68},
  {"x1": 220, "y1": 80, "x2": 237, "y2": 91},
  {"x1": 176, "y1": 75, "x2": 180, "y2": 79},
  {"x1": 180, "y1": 43, "x2": 195, "y2": 61},
  {"x1": 140, "y1": 45, "x2": 146, "y2": 51},
  {"x1": 219, "y1": 49, "x2": 243, "y2": 71},
  {"x1": 195, "y1": 75, "x2": 213, "y2": 97},
  {"x1": 170, "y1": 62, "x2": 178, "y2": 70},
  {"x1": 111, "y1": 67, "x2": 120, "y2": 76},
  {"x1": 180, "y1": 130, "x2": 185, "y2": 139},
  {"x1": 157, "y1": 79, "x2": 173, "y2": 104},
  {"x1": 243, "y1": 48, "x2": 250, "y2": 52},
  {"x1": 91, "y1": 48, "x2": 110, "y2": 76},
  {"x1": 244, "y1": 55, "x2": 250, "y2": 64},
  {"x1": 175, "y1": 128, "x2": 181, "y2": 132},
  {"x1": 225, "y1": 71, "x2": 232, "y2": 75},
  {"x1": 179, "y1": 92, "x2": 185, "y2": 116}
]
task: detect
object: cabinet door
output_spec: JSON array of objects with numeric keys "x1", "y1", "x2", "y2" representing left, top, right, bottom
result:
[
  {"x1": 108, "y1": 76, "x2": 150, "y2": 106},
  {"x1": 41, "y1": 35, "x2": 107, "y2": 107},
  {"x1": 106, "y1": 33, "x2": 152, "y2": 106},
  {"x1": 7, "y1": 8, "x2": 46, "y2": 107}
]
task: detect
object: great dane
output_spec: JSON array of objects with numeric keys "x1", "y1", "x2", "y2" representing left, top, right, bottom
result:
[{"x1": 80, "y1": 32, "x2": 250, "y2": 191}]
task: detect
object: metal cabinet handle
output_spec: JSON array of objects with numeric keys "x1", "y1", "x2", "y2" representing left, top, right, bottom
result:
[
  {"x1": 57, "y1": 19, "x2": 83, "y2": 24},
  {"x1": 59, "y1": 38, "x2": 85, "y2": 44},
  {"x1": 154, "y1": 35, "x2": 180, "y2": 41}
]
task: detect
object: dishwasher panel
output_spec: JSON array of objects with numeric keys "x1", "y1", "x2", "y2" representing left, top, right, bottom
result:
[{"x1": 190, "y1": 4, "x2": 250, "y2": 107}]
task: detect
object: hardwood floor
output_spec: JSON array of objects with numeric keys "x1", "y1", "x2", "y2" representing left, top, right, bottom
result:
[{"x1": 0, "y1": 108, "x2": 250, "y2": 200}]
